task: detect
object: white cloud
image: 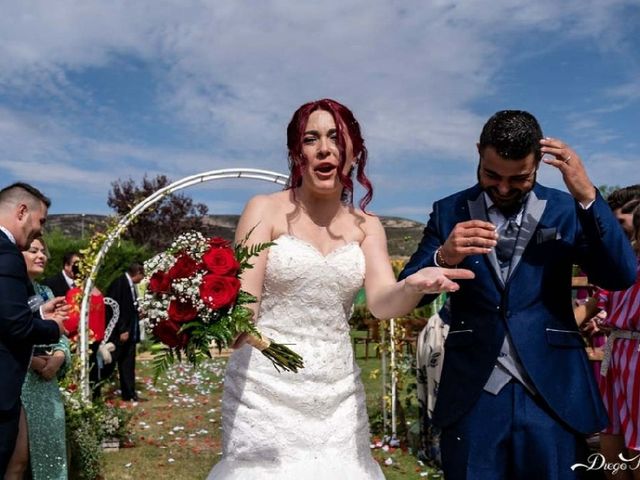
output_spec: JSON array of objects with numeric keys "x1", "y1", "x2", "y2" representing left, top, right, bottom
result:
[{"x1": 0, "y1": 0, "x2": 638, "y2": 219}]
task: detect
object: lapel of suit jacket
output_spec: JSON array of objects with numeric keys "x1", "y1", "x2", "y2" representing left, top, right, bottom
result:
[
  {"x1": 467, "y1": 189, "x2": 505, "y2": 288},
  {"x1": 507, "y1": 187, "x2": 546, "y2": 282}
]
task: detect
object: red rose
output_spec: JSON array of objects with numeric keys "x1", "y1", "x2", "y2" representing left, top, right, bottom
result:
[
  {"x1": 168, "y1": 254, "x2": 198, "y2": 280},
  {"x1": 202, "y1": 246, "x2": 240, "y2": 276},
  {"x1": 168, "y1": 298, "x2": 198, "y2": 323},
  {"x1": 149, "y1": 270, "x2": 172, "y2": 293},
  {"x1": 209, "y1": 237, "x2": 231, "y2": 248},
  {"x1": 199, "y1": 274, "x2": 241, "y2": 310},
  {"x1": 152, "y1": 320, "x2": 189, "y2": 348}
]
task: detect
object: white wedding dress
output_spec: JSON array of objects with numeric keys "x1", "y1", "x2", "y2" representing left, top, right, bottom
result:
[{"x1": 208, "y1": 234, "x2": 384, "y2": 479}]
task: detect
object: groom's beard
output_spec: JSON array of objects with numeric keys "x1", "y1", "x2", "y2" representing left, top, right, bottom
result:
[{"x1": 477, "y1": 166, "x2": 536, "y2": 216}]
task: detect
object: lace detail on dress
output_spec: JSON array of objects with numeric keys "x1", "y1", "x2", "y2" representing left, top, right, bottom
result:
[{"x1": 208, "y1": 235, "x2": 384, "y2": 479}]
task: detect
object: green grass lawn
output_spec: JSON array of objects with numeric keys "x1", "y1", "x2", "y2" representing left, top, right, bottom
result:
[{"x1": 101, "y1": 341, "x2": 441, "y2": 479}]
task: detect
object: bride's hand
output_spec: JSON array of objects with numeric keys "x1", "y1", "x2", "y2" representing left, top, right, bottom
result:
[
  {"x1": 231, "y1": 333, "x2": 249, "y2": 349},
  {"x1": 403, "y1": 267, "x2": 475, "y2": 294}
]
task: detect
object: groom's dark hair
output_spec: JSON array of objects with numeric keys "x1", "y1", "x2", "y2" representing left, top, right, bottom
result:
[{"x1": 479, "y1": 110, "x2": 544, "y2": 163}]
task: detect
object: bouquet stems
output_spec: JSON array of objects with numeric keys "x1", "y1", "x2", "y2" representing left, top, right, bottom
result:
[{"x1": 245, "y1": 333, "x2": 305, "y2": 373}]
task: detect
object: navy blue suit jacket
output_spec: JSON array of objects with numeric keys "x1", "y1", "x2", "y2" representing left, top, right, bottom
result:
[
  {"x1": 0, "y1": 230, "x2": 60, "y2": 412},
  {"x1": 400, "y1": 183, "x2": 637, "y2": 434}
]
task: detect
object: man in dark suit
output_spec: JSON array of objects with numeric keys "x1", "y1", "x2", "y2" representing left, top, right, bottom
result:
[
  {"x1": 106, "y1": 263, "x2": 144, "y2": 401},
  {"x1": 42, "y1": 250, "x2": 81, "y2": 297},
  {"x1": 0, "y1": 182, "x2": 67, "y2": 475},
  {"x1": 400, "y1": 111, "x2": 637, "y2": 479}
]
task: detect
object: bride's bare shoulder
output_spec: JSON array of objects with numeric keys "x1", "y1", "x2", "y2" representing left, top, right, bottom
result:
[
  {"x1": 243, "y1": 190, "x2": 290, "y2": 213},
  {"x1": 348, "y1": 207, "x2": 383, "y2": 234}
]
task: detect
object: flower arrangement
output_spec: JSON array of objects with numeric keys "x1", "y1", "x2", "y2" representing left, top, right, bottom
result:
[
  {"x1": 139, "y1": 231, "x2": 304, "y2": 378},
  {"x1": 60, "y1": 340, "x2": 133, "y2": 480}
]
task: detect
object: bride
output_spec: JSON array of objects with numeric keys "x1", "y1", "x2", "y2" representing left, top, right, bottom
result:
[{"x1": 208, "y1": 99, "x2": 473, "y2": 479}]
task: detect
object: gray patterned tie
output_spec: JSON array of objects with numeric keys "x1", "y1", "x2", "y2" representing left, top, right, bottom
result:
[{"x1": 495, "y1": 216, "x2": 519, "y2": 272}]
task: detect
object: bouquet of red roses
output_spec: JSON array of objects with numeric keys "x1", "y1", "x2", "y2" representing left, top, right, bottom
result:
[{"x1": 139, "y1": 231, "x2": 304, "y2": 378}]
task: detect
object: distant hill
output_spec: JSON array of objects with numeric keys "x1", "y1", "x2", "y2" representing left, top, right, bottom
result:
[{"x1": 46, "y1": 214, "x2": 425, "y2": 258}]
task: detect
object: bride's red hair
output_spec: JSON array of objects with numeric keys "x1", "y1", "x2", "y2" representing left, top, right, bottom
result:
[{"x1": 286, "y1": 99, "x2": 373, "y2": 211}]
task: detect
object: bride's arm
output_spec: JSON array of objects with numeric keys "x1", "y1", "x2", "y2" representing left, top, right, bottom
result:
[
  {"x1": 232, "y1": 195, "x2": 273, "y2": 346},
  {"x1": 362, "y1": 216, "x2": 474, "y2": 319}
]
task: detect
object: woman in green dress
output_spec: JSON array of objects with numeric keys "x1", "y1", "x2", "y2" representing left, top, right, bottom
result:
[{"x1": 5, "y1": 236, "x2": 70, "y2": 480}]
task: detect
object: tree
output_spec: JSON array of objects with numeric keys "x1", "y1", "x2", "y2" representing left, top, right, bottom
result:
[
  {"x1": 42, "y1": 229, "x2": 152, "y2": 291},
  {"x1": 107, "y1": 175, "x2": 209, "y2": 251},
  {"x1": 597, "y1": 184, "x2": 621, "y2": 200}
]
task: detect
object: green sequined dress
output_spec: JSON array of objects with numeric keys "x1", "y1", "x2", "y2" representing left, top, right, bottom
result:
[{"x1": 21, "y1": 282, "x2": 70, "y2": 480}]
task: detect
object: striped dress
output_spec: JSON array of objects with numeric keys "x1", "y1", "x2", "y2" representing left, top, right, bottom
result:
[{"x1": 597, "y1": 258, "x2": 640, "y2": 449}]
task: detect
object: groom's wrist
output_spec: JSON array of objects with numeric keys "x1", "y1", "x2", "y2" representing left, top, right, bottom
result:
[{"x1": 435, "y1": 247, "x2": 457, "y2": 268}]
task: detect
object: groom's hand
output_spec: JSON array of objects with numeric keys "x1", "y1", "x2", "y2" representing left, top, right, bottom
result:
[
  {"x1": 439, "y1": 220, "x2": 497, "y2": 266},
  {"x1": 540, "y1": 137, "x2": 596, "y2": 206}
]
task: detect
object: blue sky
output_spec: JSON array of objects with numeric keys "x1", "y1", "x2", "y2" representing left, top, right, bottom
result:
[{"x1": 1, "y1": 1, "x2": 638, "y2": 222}]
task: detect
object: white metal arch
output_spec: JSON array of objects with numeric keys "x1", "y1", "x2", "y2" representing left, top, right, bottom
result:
[{"x1": 79, "y1": 168, "x2": 288, "y2": 399}]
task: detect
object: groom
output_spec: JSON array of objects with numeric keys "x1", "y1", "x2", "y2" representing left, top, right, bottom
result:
[{"x1": 400, "y1": 110, "x2": 636, "y2": 479}]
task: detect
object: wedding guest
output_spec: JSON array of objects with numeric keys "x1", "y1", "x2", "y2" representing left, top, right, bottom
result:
[
  {"x1": 0, "y1": 182, "x2": 66, "y2": 475},
  {"x1": 63, "y1": 285, "x2": 106, "y2": 342},
  {"x1": 42, "y1": 250, "x2": 81, "y2": 297},
  {"x1": 208, "y1": 98, "x2": 473, "y2": 479},
  {"x1": 105, "y1": 263, "x2": 144, "y2": 402},
  {"x1": 577, "y1": 204, "x2": 640, "y2": 480},
  {"x1": 399, "y1": 110, "x2": 636, "y2": 479},
  {"x1": 63, "y1": 283, "x2": 107, "y2": 399},
  {"x1": 607, "y1": 185, "x2": 640, "y2": 239},
  {"x1": 5, "y1": 236, "x2": 70, "y2": 480},
  {"x1": 577, "y1": 187, "x2": 640, "y2": 377}
]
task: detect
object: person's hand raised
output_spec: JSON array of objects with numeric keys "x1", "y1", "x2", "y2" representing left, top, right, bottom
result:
[
  {"x1": 403, "y1": 266, "x2": 475, "y2": 294},
  {"x1": 540, "y1": 137, "x2": 596, "y2": 206},
  {"x1": 438, "y1": 220, "x2": 498, "y2": 267}
]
